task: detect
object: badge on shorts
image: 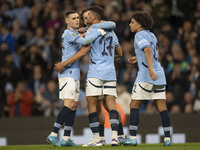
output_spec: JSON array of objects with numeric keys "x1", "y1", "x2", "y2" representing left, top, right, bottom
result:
[{"x1": 70, "y1": 90, "x2": 74, "y2": 96}]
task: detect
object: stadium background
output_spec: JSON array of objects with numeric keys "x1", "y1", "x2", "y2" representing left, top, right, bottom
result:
[{"x1": 0, "y1": 0, "x2": 200, "y2": 145}]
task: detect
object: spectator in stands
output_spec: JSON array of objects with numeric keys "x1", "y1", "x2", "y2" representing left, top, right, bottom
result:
[
  {"x1": 170, "y1": 104, "x2": 181, "y2": 114},
  {"x1": 194, "y1": 89, "x2": 200, "y2": 113},
  {"x1": 11, "y1": 19, "x2": 24, "y2": 41},
  {"x1": 0, "y1": 1, "x2": 13, "y2": 28},
  {"x1": 166, "y1": 91, "x2": 176, "y2": 112},
  {"x1": 22, "y1": 45, "x2": 47, "y2": 79},
  {"x1": 7, "y1": 80, "x2": 34, "y2": 117},
  {"x1": 184, "y1": 92, "x2": 194, "y2": 112},
  {"x1": 12, "y1": 0, "x2": 31, "y2": 27},
  {"x1": 29, "y1": 65, "x2": 46, "y2": 95},
  {"x1": 41, "y1": 80, "x2": 61, "y2": 117},
  {"x1": 45, "y1": 9, "x2": 61, "y2": 32},
  {"x1": 151, "y1": 0, "x2": 171, "y2": 30},
  {"x1": 193, "y1": 0, "x2": 200, "y2": 20},
  {"x1": 145, "y1": 102, "x2": 157, "y2": 114},
  {"x1": 26, "y1": 26, "x2": 45, "y2": 48},
  {"x1": 188, "y1": 64, "x2": 200, "y2": 98},
  {"x1": 0, "y1": 25, "x2": 15, "y2": 52}
]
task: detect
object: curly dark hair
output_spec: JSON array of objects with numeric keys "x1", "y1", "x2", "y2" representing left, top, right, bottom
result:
[{"x1": 132, "y1": 11, "x2": 154, "y2": 30}]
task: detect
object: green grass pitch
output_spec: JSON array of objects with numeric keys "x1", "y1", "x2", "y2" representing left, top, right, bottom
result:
[{"x1": 0, "y1": 143, "x2": 200, "y2": 150}]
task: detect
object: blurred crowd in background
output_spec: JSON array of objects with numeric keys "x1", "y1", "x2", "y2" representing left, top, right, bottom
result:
[{"x1": 0, "y1": 0, "x2": 200, "y2": 118}]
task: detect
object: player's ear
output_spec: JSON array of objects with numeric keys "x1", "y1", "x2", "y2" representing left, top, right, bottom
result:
[{"x1": 65, "y1": 18, "x2": 69, "y2": 24}]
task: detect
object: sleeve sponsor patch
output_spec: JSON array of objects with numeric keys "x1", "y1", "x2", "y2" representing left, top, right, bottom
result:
[
  {"x1": 138, "y1": 39, "x2": 148, "y2": 45},
  {"x1": 72, "y1": 33, "x2": 78, "y2": 37}
]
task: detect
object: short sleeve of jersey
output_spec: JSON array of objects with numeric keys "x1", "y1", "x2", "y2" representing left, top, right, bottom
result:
[
  {"x1": 63, "y1": 30, "x2": 81, "y2": 44},
  {"x1": 112, "y1": 32, "x2": 119, "y2": 47},
  {"x1": 135, "y1": 33, "x2": 150, "y2": 51}
]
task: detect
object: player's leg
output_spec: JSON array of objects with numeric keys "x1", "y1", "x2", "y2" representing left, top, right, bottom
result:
[
  {"x1": 61, "y1": 79, "x2": 80, "y2": 146},
  {"x1": 82, "y1": 95, "x2": 103, "y2": 147},
  {"x1": 155, "y1": 99, "x2": 171, "y2": 146},
  {"x1": 47, "y1": 77, "x2": 77, "y2": 147},
  {"x1": 124, "y1": 82, "x2": 152, "y2": 146},
  {"x1": 153, "y1": 84, "x2": 171, "y2": 146},
  {"x1": 60, "y1": 99, "x2": 78, "y2": 147},
  {"x1": 82, "y1": 78, "x2": 103, "y2": 147},
  {"x1": 47, "y1": 99, "x2": 75, "y2": 147},
  {"x1": 104, "y1": 95, "x2": 119, "y2": 146},
  {"x1": 103, "y1": 81, "x2": 120, "y2": 146},
  {"x1": 102, "y1": 99, "x2": 125, "y2": 143},
  {"x1": 129, "y1": 99, "x2": 142, "y2": 146},
  {"x1": 97, "y1": 100, "x2": 106, "y2": 145}
]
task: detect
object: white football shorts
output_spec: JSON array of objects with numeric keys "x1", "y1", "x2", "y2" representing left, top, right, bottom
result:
[
  {"x1": 59, "y1": 77, "x2": 80, "y2": 101},
  {"x1": 86, "y1": 78, "x2": 117, "y2": 97},
  {"x1": 131, "y1": 82, "x2": 166, "y2": 100}
]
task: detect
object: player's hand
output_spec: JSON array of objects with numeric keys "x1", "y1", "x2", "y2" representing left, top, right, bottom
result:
[
  {"x1": 98, "y1": 28, "x2": 106, "y2": 36},
  {"x1": 78, "y1": 27, "x2": 86, "y2": 33},
  {"x1": 149, "y1": 68, "x2": 158, "y2": 81},
  {"x1": 128, "y1": 56, "x2": 137, "y2": 64},
  {"x1": 54, "y1": 62, "x2": 65, "y2": 73}
]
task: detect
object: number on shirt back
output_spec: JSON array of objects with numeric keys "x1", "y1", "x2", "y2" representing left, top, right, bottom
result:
[
  {"x1": 150, "y1": 42, "x2": 158, "y2": 61},
  {"x1": 99, "y1": 36, "x2": 113, "y2": 56}
]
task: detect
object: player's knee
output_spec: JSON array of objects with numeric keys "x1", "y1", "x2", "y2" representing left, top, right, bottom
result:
[
  {"x1": 72, "y1": 101, "x2": 78, "y2": 110},
  {"x1": 157, "y1": 106, "x2": 167, "y2": 112},
  {"x1": 103, "y1": 101, "x2": 109, "y2": 112},
  {"x1": 130, "y1": 100, "x2": 141, "y2": 108},
  {"x1": 156, "y1": 100, "x2": 167, "y2": 112}
]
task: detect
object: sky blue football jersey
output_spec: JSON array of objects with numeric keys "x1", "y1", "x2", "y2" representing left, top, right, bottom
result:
[
  {"x1": 58, "y1": 29, "x2": 82, "y2": 80},
  {"x1": 86, "y1": 29, "x2": 119, "y2": 81},
  {"x1": 134, "y1": 30, "x2": 166, "y2": 85},
  {"x1": 58, "y1": 28, "x2": 103, "y2": 80}
]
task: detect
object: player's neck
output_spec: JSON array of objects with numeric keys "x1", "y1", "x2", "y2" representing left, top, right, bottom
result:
[
  {"x1": 68, "y1": 26, "x2": 76, "y2": 32},
  {"x1": 136, "y1": 27, "x2": 144, "y2": 33}
]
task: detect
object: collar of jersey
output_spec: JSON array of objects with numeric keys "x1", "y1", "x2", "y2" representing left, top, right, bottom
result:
[{"x1": 66, "y1": 28, "x2": 78, "y2": 34}]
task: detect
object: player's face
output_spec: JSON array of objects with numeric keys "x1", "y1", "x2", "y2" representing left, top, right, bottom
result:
[
  {"x1": 66, "y1": 13, "x2": 80, "y2": 29},
  {"x1": 129, "y1": 18, "x2": 141, "y2": 33},
  {"x1": 83, "y1": 11, "x2": 94, "y2": 27}
]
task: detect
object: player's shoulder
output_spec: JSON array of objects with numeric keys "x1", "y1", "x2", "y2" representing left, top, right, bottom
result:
[
  {"x1": 63, "y1": 29, "x2": 79, "y2": 37},
  {"x1": 134, "y1": 32, "x2": 144, "y2": 42},
  {"x1": 136, "y1": 30, "x2": 146, "y2": 37}
]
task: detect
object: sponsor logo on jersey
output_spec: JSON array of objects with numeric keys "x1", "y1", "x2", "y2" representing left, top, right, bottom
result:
[
  {"x1": 138, "y1": 39, "x2": 148, "y2": 45},
  {"x1": 72, "y1": 33, "x2": 78, "y2": 37}
]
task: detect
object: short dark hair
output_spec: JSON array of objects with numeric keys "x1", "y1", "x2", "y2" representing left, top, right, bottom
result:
[
  {"x1": 132, "y1": 11, "x2": 154, "y2": 30},
  {"x1": 65, "y1": 10, "x2": 77, "y2": 18},
  {"x1": 87, "y1": 6, "x2": 105, "y2": 20},
  {"x1": 80, "y1": 8, "x2": 89, "y2": 23}
]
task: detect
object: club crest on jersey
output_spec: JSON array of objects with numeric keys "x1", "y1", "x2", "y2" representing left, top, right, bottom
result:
[{"x1": 72, "y1": 33, "x2": 78, "y2": 37}]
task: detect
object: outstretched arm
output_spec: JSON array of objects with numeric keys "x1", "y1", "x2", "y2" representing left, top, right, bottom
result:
[
  {"x1": 144, "y1": 47, "x2": 158, "y2": 81},
  {"x1": 54, "y1": 46, "x2": 91, "y2": 72},
  {"x1": 75, "y1": 29, "x2": 106, "y2": 45},
  {"x1": 92, "y1": 21, "x2": 116, "y2": 30}
]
